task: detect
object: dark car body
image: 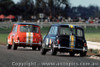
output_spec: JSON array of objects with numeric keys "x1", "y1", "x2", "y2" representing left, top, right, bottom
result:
[{"x1": 41, "y1": 24, "x2": 88, "y2": 56}]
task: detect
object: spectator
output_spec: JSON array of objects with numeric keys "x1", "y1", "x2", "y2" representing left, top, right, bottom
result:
[{"x1": 86, "y1": 20, "x2": 89, "y2": 24}]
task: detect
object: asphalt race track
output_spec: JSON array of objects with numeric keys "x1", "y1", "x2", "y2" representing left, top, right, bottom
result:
[{"x1": 0, "y1": 45, "x2": 100, "y2": 67}]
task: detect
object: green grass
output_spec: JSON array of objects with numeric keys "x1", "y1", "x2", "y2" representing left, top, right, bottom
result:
[
  {"x1": 0, "y1": 26, "x2": 100, "y2": 45},
  {"x1": 0, "y1": 34, "x2": 8, "y2": 44},
  {"x1": 85, "y1": 33, "x2": 100, "y2": 42}
]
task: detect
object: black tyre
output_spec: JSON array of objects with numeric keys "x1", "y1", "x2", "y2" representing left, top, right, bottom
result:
[
  {"x1": 51, "y1": 48, "x2": 57, "y2": 55},
  {"x1": 51, "y1": 44, "x2": 57, "y2": 55},
  {"x1": 80, "y1": 52, "x2": 87, "y2": 57},
  {"x1": 38, "y1": 46, "x2": 41, "y2": 51},
  {"x1": 7, "y1": 44, "x2": 12, "y2": 49},
  {"x1": 70, "y1": 52, "x2": 75, "y2": 56},
  {"x1": 41, "y1": 48, "x2": 47, "y2": 55},
  {"x1": 32, "y1": 47, "x2": 36, "y2": 50},
  {"x1": 13, "y1": 43, "x2": 17, "y2": 50}
]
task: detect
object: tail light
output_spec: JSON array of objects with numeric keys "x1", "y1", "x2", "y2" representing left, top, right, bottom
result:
[
  {"x1": 17, "y1": 36, "x2": 20, "y2": 42},
  {"x1": 57, "y1": 39, "x2": 60, "y2": 44},
  {"x1": 17, "y1": 37, "x2": 19, "y2": 40},
  {"x1": 49, "y1": 39, "x2": 52, "y2": 45},
  {"x1": 84, "y1": 43, "x2": 87, "y2": 47}
]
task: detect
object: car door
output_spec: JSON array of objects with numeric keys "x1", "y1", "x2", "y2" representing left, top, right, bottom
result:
[
  {"x1": 75, "y1": 27, "x2": 85, "y2": 48},
  {"x1": 58, "y1": 26, "x2": 70, "y2": 47}
]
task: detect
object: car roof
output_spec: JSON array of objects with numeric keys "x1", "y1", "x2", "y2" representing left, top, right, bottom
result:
[
  {"x1": 15, "y1": 23, "x2": 39, "y2": 26},
  {"x1": 52, "y1": 24, "x2": 81, "y2": 28}
]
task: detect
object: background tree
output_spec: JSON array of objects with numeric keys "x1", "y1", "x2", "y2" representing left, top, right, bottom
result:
[
  {"x1": 0, "y1": 0, "x2": 14, "y2": 15},
  {"x1": 17, "y1": 0, "x2": 34, "y2": 20},
  {"x1": 0, "y1": 0, "x2": 100, "y2": 21}
]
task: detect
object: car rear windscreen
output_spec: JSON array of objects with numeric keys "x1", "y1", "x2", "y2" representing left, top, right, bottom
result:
[
  {"x1": 20, "y1": 25, "x2": 39, "y2": 33},
  {"x1": 59, "y1": 26, "x2": 83, "y2": 37},
  {"x1": 59, "y1": 27, "x2": 75, "y2": 35}
]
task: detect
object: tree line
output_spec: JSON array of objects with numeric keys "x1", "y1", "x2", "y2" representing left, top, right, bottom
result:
[
  {"x1": 0, "y1": 0, "x2": 69, "y2": 20},
  {"x1": 0, "y1": 0, "x2": 100, "y2": 20},
  {"x1": 68, "y1": 5, "x2": 100, "y2": 20}
]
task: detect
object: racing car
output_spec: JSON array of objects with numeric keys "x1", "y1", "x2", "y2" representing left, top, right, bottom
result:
[
  {"x1": 41, "y1": 24, "x2": 88, "y2": 56},
  {"x1": 7, "y1": 23, "x2": 42, "y2": 50}
]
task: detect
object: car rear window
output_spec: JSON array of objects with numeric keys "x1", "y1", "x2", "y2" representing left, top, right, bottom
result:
[
  {"x1": 76, "y1": 28, "x2": 83, "y2": 37},
  {"x1": 59, "y1": 26, "x2": 75, "y2": 35},
  {"x1": 20, "y1": 25, "x2": 39, "y2": 33},
  {"x1": 59, "y1": 26, "x2": 84, "y2": 37}
]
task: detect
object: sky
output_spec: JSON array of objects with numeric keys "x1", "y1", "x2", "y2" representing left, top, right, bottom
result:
[
  {"x1": 70, "y1": 0, "x2": 100, "y2": 7},
  {"x1": 13, "y1": 0, "x2": 100, "y2": 7}
]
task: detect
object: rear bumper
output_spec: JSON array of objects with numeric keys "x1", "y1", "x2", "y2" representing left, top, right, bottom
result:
[
  {"x1": 53, "y1": 45, "x2": 88, "y2": 52},
  {"x1": 14, "y1": 42, "x2": 41, "y2": 46}
]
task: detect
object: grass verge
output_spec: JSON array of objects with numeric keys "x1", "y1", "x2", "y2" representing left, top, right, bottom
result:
[
  {"x1": 0, "y1": 34, "x2": 8, "y2": 45},
  {"x1": 85, "y1": 33, "x2": 100, "y2": 42}
]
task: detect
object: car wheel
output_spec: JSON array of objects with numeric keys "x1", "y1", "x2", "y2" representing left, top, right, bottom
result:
[
  {"x1": 80, "y1": 52, "x2": 87, "y2": 57},
  {"x1": 13, "y1": 43, "x2": 17, "y2": 50},
  {"x1": 41, "y1": 48, "x2": 47, "y2": 55},
  {"x1": 7, "y1": 44, "x2": 12, "y2": 49},
  {"x1": 38, "y1": 46, "x2": 41, "y2": 51},
  {"x1": 32, "y1": 47, "x2": 36, "y2": 50},
  {"x1": 70, "y1": 52, "x2": 75, "y2": 56},
  {"x1": 51, "y1": 44, "x2": 57, "y2": 55}
]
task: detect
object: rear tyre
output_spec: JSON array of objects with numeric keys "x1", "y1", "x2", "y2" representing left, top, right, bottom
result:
[
  {"x1": 7, "y1": 44, "x2": 12, "y2": 49},
  {"x1": 70, "y1": 52, "x2": 75, "y2": 56},
  {"x1": 38, "y1": 46, "x2": 41, "y2": 51},
  {"x1": 51, "y1": 48, "x2": 57, "y2": 55},
  {"x1": 32, "y1": 47, "x2": 36, "y2": 50},
  {"x1": 41, "y1": 48, "x2": 47, "y2": 55},
  {"x1": 80, "y1": 52, "x2": 87, "y2": 57},
  {"x1": 13, "y1": 43, "x2": 17, "y2": 50},
  {"x1": 51, "y1": 44, "x2": 57, "y2": 55}
]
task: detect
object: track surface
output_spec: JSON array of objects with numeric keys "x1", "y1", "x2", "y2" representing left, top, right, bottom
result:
[{"x1": 0, "y1": 45, "x2": 100, "y2": 67}]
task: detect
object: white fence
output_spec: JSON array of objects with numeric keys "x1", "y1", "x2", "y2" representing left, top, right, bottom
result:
[{"x1": 0, "y1": 22, "x2": 100, "y2": 28}]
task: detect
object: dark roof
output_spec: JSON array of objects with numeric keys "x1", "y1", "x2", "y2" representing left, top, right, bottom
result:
[
  {"x1": 52, "y1": 24, "x2": 81, "y2": 28},
  {"x1": 15, "y1": 23, "x2": 39, "y2": 26}
]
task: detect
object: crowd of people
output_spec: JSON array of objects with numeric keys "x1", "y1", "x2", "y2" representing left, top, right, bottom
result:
[
  {"x1": 28, "y1": 16, "x2": 100, "y2": 24},
  {"x1": 0, "y1": 15, "x2": 100, "y2": 24}
]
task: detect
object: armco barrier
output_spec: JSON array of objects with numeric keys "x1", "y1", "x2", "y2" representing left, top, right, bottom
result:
[{"x1": 0, "y1": 22, "x2": 100, "y2": 28}]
